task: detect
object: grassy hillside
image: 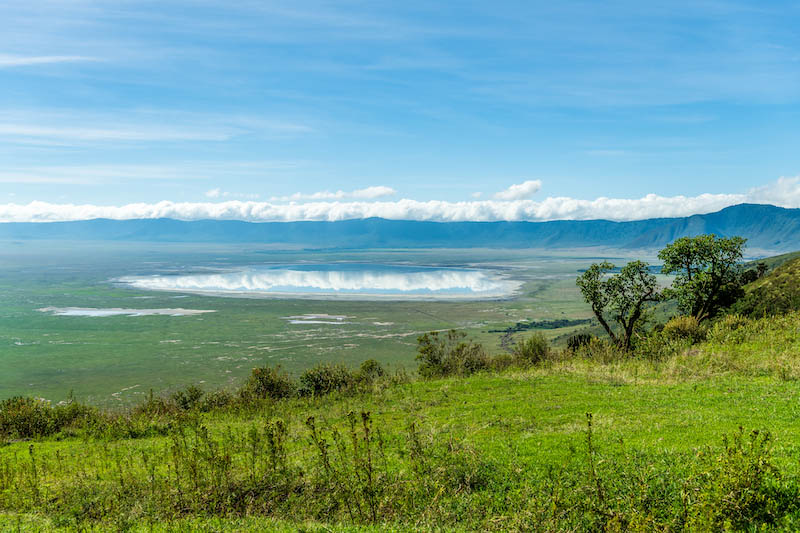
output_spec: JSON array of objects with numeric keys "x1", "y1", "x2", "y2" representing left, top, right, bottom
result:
[
  {"x1": 4, "y1": 310, "x2": 800, "y2": 531},
  {"x1": 733, "y1": 256, "x2": 800, "y2": 317},
  {"x1": 750, "y1": 249, "x2": 800, "y2": 270}
]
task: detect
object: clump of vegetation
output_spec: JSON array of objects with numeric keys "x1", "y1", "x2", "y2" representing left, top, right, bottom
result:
[
  {"x1": 662, "y1": 315, "x2": 707, "y2": 343},
  {"x1": 687, "y1": 428, "x2": 793, "y2": 530},
  {"x1": 512, "y1": 332, "x2": 551, "y2": 365},
  {"x1": 353, "y1": 359, "x2": 386, "y2": 386},
  {"x1": 566, "y1": 333, "x2": 594, "y2": 351},
  {"x1": 416, "y1": 329, "x2": 489, "y2": 378},
  {"x1": 299, "y1": 363, "x2": 355, "y2": 396},
  {"x1": 240, "y1": 365, "x2": 297, "y2": 400},
  {"x1": 170, "y1": 384, "x2": 205, "y2": 410},
  {"x1": 571, "y1": 336, "x2": 630, "y2": 363},
  {"x1": 707, "y1": 314, "x2": 752, "y2": 344},
  {"x1": 0, "y1": 396, "x2": 98, "y2": 440}
]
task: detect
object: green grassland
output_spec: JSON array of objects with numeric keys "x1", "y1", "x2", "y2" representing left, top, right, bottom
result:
[
  {"x1": 2, "y1": 309, "x2": 800, "y2": 531},
  {"x1": 3, "y1": 242, "x2": 800, "y2": 530},
  {"x1": 1, "y1": 241, "x2": 651, "y2": 404},
  {"x1": 734, "y1": 256, "x2": 800, "y2": 317}
]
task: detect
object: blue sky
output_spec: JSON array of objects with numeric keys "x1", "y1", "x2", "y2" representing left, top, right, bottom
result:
[{"x1": 1, "y1": 1, "x2": 799, "y2": 222}]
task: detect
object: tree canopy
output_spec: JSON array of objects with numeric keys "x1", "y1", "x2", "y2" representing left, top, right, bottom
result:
[
  {"x1": 576, "y1": 260, "x2": 660, "y2": 350},
  {"x1": 658, "y1": 235, "x2": 746, "y2": 321}
]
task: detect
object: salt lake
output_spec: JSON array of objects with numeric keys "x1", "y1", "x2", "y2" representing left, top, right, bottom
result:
[{"x1": 118, "y1": 263, "x2": 520, "y2": 300}]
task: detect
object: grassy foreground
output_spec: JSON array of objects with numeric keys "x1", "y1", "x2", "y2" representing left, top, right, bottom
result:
[{"x1": 3, "y1": 311, "x2": 800, "y2": 531}]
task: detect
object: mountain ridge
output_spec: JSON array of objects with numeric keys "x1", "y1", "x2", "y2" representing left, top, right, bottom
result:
[{"x1": 1, "y1": 203, "x2": 798, "y2": 252}]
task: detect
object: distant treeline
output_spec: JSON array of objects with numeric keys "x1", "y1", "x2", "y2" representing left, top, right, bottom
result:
[{"x1": 488, "y1": 318, "x2": 592, "y2": 334}]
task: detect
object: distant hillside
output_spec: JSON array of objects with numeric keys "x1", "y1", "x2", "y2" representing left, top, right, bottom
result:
[
  {"x1": 1, "y1": 203, "x2": 799, "y2": 251},
  {"x1": 733, "y1": 255, "x2": 800, "y2": 317}
]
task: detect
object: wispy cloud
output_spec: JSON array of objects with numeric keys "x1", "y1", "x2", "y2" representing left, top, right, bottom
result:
[
  {"x1": 3, "y1": 177, "x2": 798, "y2": 223},
  {"x1": 0, "y1": 161, "x2": 304, "y2": 185},
  {"x1": 270, "y1": 186, "x2": 397, "y2": 202},
  {"x1": 0, "y1": 110, "x2": 313, "y2": 146},
  {"x1": 0, "y1": 54, "x2": 98, "y2": 68},
  {"x1": 0, "y1": 124, "x2": 233, "y2": 142},
  {"x1": 205, "y1": 188, "x2": 260, "y2": 199},
  {"x1": 493, "y1": 180, "x2": 542, "y2": 201}
]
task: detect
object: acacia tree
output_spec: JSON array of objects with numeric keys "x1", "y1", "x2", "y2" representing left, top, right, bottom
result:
[
  {"x1": 576, "y1": 260, "x2": 660, "y2": 350},
  {"x1": 658, "y1": 234, "x2": 746, "y2": 321}
]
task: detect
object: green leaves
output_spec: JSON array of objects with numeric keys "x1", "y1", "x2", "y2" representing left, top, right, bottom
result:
[
  {"x1": 576, "y1": 260, "x2": 660, "y2": 350},
  {"x1": 658, "y1": 235, "x2": 746, "y2": 321}
]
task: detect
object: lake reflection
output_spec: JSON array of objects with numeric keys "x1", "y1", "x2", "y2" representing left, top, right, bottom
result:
[{"x1": 119, "y1": 264, "x2": 517, "y2": 299}]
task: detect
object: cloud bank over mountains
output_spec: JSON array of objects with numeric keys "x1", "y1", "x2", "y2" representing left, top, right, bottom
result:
[{"x1": 1, "y1": 177, "x2": 798, "y2": 224}]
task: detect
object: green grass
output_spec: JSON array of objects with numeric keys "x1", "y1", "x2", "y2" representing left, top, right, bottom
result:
[
  {"x1": 3, "y1": 310, "x2": 800, "y2": 530},
  {"x1": 734, "y1": 256, "x2": 800, "y2": 317}
]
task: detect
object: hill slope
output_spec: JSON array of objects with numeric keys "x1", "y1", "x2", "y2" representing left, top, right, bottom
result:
[
  {"x1": 734, "y1": 255, "x2": 800, "y2": 316},
  {"x1": 1, "y1": 203, "x2": 799, "y2": 251},
  {"x1": 4, "y1": 309, "x2": 800, "y2": 531}
]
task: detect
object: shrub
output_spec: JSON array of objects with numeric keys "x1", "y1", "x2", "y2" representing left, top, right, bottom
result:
[
  {"x1": 708, "y1": 314, "x2": 751, "y2": 344},
  {"x1": 688, "y1": 428, "x2": 792, "y2": 530},
  {"x1": 355, "y1": 359, "x2": 386, "y2": 383},
  {"x1": 0, "y1": 397, "x2": 55, "y2": 439},
  {"x1": 633, "y1": 329, "x2": 691, "y2": 361},
  {"x1": 0, "y1": 396, "x2": 98, "y2": 439},
  {"x1": 489, "y1": 353, "x2": 517, "y2": 371},
  {"x1": 171, "y1": 385, "x2": 205, "y2": 410},
  {"x1": 662, "y1": 315, "x2": 706, "y2": 343},
  {"x1": 416, "y1": 330, "x2": 489, "y2": 378},
  {"x1": 133, "y1": 390, "x2": 178, "y2": 417},
  {"x1": 240, "y1": 365, "x2": 297, "y2": 401},
  {"x1": 566, "y1": 333, "x2": 594, "y2": 351},
  {"x1": 201, "y1": 389, "x2": 235, "y2": 411},
  {"x1": 573, "y1": 337, "x2": 627, "y2": 363},
  {"x1": 513, "y1": 333, "x2": 550, "y2": 365},
  {"x1": 299, "y1": 363, "x2": 354, "y2": 396}
]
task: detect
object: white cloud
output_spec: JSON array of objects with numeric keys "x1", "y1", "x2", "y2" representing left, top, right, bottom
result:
[
  {"x1": 471, "y1": 192, "x2": 483, "y2": 199},
  {"x1": 2, "y1": 177, "x2": 798, "y2": 223},
  {"x1": 205, "y1": 188, "x2": 221, "y2": 198},
  {"x1": 0, "y1": 54, "x2": 97, "y2": 68},
  {"x1": 270, "y1": 186, "x2": 396, "y2": 202},
  {"x1": 747, "y1": 176, "x2": 800, "y2": 206},
  {"x1": 493, "y1": 180, "x2": 542, "y2": 201}
]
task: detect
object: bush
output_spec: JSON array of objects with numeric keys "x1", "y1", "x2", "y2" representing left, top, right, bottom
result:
[
  {"x1": 688, "y1": 428, "x2": 793, "y2": 530},
  {"x1": 299, "y1": 363, "x2": 355, "y2": 396},
  {"x1": 489, "y1": 353, "x2": 517, "y2": 371},
  {"x1": 708, "y1": 314, "x2": 751, "y2": 344},
  {"x1": 0, "y1": 396, "x2": 98, "y2": 439},
  {"x1": 0, "y1": 397, "x2": 54, "y2": 439},
  {"x1": 662, "y1": 315, "x2": 706, "y2": 343},
  {"x1": 512, "y1": 333, "x2": 550, "y2": 365},
  {"x1": 355, "y1": 359, "x2": 386, "y2": 383},
  {"x1": 201, "y1": 389, "x2": 235, "y2": 411},
  {"x1": 133, "y1": 390, "x2": 178, "y2": 417},
  {"x1": 633, "y1": 329, "x2": 691, "y2": 361},
  {"x1": 572, "y1": 337, "x2": 627, "y2": 363},
  {"x1": 240, "y1": 365, "x2": 297, "y2": 401},
  {"x1": 171, "y1": 385, "x2": 205, "y2": 410},
  {"x1": 566, "y1": 333, "x2": 594, "y2": 351},
  {"x1": 416, "y1": 330, "x2": 489, "y2": 378}
]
